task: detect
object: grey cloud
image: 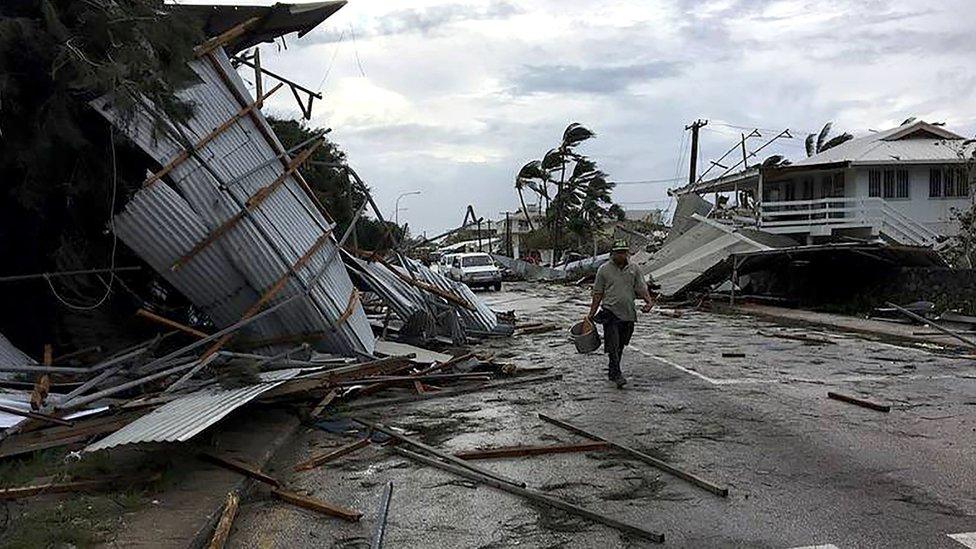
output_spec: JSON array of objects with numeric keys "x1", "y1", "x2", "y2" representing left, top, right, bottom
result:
[
  {"x1": 308, "y1": 1, "x2": 522, "y2": 44},
  {"x1": 511, "y1": 62, "x2": 681, "y2": 95}
]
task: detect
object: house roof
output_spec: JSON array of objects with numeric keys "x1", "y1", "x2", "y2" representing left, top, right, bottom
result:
[
  {"x1": 176, "y1": 2, "x2": 346, "y2": 54},
  {"x1": 791, "y1": 121, "x2": 968, "y2": 167}
]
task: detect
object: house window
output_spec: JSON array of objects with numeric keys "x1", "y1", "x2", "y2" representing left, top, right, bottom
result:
[
  {"x1": 882, "y1": 170, "x2": 895, "y2": 198},
  {"x1": 869, "y1": 170, "x2": 881, "y2": 197},
  {"x1": 895, "y1": 170, "x2": 909, "y2": 198},
  {"x1": 929, "y1": 168, "x2": 942, "y2": 197},
  {"x1": 784, "y1": 181, "x2": 796, "y2": 201}
]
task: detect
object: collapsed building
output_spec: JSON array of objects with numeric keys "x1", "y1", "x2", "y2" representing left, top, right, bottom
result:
[{"x1": 0, "y1": 3, "x2": 514, "y2": 460}]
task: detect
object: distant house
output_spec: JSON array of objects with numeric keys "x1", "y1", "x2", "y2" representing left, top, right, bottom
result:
[
  {"x1": 676, "y1": 121, "x2": 975, "y2": 246},
  {"x1": 623, "y1": 208, "x2": 665, "y2": 225},
  {"x1": 494, "y1": 204, "x2": 547, "y2": 258}
]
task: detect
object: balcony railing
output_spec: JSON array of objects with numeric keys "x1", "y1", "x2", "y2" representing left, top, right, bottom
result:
[{"x1": 750, "y1": 197, "x2": 939, "y2": 247}]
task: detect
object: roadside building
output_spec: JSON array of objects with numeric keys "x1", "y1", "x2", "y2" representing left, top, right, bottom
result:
[{"x1": 676, "y1": 121, "x2": 974, "y2": 246}]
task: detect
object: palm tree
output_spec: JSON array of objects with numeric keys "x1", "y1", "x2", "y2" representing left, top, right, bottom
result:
[
  {"x1": 805, "y1": 122, "x2": 854, "y2": 157},
  {"x1": 514, "y1": 160, "x2": 547, "y2": 231}
]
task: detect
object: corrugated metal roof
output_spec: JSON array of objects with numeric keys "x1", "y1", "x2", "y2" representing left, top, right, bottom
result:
[
  {"x1": 343, "y1": 251, "x2": 440, "y2": 339},
  {"x1": 84, "y1": 369, "x2": 301, "y2": 452},
  {"x1": 92, "y1": 48, "x2": 374, "y2": 357},
  {"x1": 792, "y1": 121, "x2": 971, "y2": 167},
  {"x1": 0, "y1": 332, "x2": 34, "y2": 369}
]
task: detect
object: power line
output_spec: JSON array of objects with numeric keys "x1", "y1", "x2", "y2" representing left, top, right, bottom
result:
[{"x1": 613, "y1": 177, "x2": 684, "y2": 185}]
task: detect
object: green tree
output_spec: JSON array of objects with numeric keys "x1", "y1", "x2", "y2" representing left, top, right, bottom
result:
[{"x1": 0, "y1": 0, "x2": 202, "y2": 351}]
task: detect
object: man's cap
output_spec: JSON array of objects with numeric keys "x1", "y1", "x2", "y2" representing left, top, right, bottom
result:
[{"x1": 611, "y1": 239, "x2": 629, "y2": 252}]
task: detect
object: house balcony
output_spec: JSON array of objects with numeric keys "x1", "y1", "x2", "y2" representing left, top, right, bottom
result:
[{"x1": 732, "y1": 197, "x2": 940, "y2": 247}]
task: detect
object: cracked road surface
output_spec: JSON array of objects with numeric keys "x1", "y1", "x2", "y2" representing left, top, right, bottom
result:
[{"x1": 227, "y1": 282, "x2": 976, "y2": 548}]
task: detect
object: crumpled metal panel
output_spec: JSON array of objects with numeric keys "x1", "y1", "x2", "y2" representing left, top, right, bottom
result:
[
  {"x1": 94, "y1": 48, "x2": 373, "y2": 357},
  {"x1": 343, "y1": 252, "x2": 439, "y2": 338},
  {"x1": 398, "y1": 257, "x2": 501, "y2": 334},
  {"x1": 83, "y1": 369, "x2": 300, "y2": 452}
]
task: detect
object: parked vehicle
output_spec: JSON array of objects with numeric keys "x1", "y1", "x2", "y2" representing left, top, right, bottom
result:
[
  {"x1": 435, "y1": 253, "x2": 460, "y2": 274},
  {"x1": 448, "y1": 253, "x2": 502, "y2": 290}
]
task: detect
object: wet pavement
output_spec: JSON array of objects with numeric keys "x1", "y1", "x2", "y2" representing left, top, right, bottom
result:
[{"x1": 226, "y1": 282, "x2": 976, "y2": 548}]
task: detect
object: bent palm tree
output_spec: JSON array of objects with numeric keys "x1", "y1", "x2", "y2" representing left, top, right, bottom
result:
[
  {"x1": 515, "y1": 160, "x2": 547, "y2": 231},
  {"x1": 805, "y1": 122, "x2": 854, "y2": 157}
]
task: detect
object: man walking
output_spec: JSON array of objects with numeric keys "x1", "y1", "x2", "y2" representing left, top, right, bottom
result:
[{"x1": 587, "y1": 240, "x2": 654, "y2": 388}]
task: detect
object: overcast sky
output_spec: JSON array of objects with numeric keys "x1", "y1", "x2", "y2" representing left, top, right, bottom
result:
[{"x1": 230, "y1": 0, "x2": 975, "y2": 235}]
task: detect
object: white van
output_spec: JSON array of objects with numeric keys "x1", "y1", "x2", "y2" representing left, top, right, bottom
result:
[{"x1": 448, "y1": 253, "x2": 502, "y2": 291}]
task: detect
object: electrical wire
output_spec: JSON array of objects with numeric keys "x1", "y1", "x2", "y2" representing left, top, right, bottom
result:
[
  {"x1": 316, "y1": 29, "x2": 346, "y2": 92},
  {"x1": 46, "y1": 126, "x2": 118, "y2": 310}
]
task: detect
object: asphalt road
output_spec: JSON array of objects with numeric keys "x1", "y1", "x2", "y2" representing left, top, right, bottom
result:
[{"x1": 227, "y1": 282, "x2": 976, "y2": 548}]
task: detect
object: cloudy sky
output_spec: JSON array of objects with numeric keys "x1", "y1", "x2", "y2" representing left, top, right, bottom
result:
[{"x1": 224, "y1": 0, "x2": 976, "y2": 235}]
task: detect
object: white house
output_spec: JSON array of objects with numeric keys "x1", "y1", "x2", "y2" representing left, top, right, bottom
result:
[
  {"x1": 494, "y1": 203, "x2": 546, "y2": 259},
  {"x1": 677, "y1": 121, "x2": 975, "y2": 247}
]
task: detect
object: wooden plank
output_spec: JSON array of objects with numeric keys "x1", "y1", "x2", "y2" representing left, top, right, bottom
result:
[
  {"x1": 208, "y1": 492, "x2": 239, "y2": 549},
  {"x1": 309, "y1": 389, "x2": 338, "y2": 418},
  {"x1": 827, "y1": 391, "x2": 891, "y2": 413},
  {"x1": 272, "y1": 488, "x2": 362, "y2": 522},
  {"x1": 136, "y1": 308, "x2": 209, "y2": 339},
  {"x1": 199, "y1": 452, "x2": 281, "y2": 487},
  {"x1": 352, "y1": 418, "x2": 527, "y2": 488},
  {"x1": 454, "y1": 442, "x2": 609, "y2": 460},
  {"x1": 538, "y1": 414, "x2": 729, "y2": 497},
  {"x1": 0, "y1": 404, "x2": 73, "y2": 427},
  {"x1": 194, "y1": 17, "x2": 262, "y2": 57},
  {"x1": 143, "y1": 84, "x2": 282, "y2": 191},
  {"x1": 343, "y1": 374, "x2": 562, "y2": 411},
  {"x1": 293, "y1": 438, "x2": 370, "y2": 472},
  {"x1": 171, "y1": 138, "x2": 324, "y2": 272},
  {"x1": 392, "y1": 447, "x2": 664, "y2": 543}
]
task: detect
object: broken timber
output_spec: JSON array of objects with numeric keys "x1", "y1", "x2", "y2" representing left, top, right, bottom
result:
[
  {"x1": 454, "y1": 442, "x2": 609, "y2": 460},
  {"x1": 827, "y1": 391, "x2": 891, "y2": 413},
  {"x1": 199, "y1": 452, "x2": 281, "y2": 487},
  {"x1": 342, "y1": 374, "x2": 562, "y2": 411},
  {"x1": 352, "y1": 418, "x2": 527, "y2": 488},
  {"x1": 293, "y1": 437, "x2": 371, "y2": 472},
  {"x1": 392, "y1": 447, "x2": 664, "y2": 543},
  {"x1": 208, "y1": 492, "x2": 239, "y2": 549},
  {"x1": 538, "y1": 414, "x2": 729, "y2": 497},
  {"x1": 272, "y1": 488, "x2": 362, "y2": 522}
]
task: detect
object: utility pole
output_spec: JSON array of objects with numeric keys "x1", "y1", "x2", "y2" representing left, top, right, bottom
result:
[{"x1": 685, "y1": 119, "x2": 708, "y2": 186}]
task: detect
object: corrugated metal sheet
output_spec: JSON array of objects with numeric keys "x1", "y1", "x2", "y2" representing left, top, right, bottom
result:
[
  {"x1": 398, "y1": 257, "x2": 507, "y2": 336},
  {"x1": 343, "y1": 252, "x2": 440, "y2": 338},
  {"x1": 84, "y1": 369, "x2": 301, "y2": 452},
  {"x1": 93, "y1": 48, "x2": 373, "y2": 357},
  {"x1": 0, "y1": 332, "x2": 33, "y2": 368}
]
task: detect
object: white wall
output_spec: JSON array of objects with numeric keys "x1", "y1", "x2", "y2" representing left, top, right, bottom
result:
[{"x1": 849, "y1": 166, "x2": 967, "y2": 236}]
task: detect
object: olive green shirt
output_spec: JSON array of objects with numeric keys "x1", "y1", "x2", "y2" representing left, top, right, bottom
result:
[{"x1": 593, "y1": 261, "x2": 645, "y2": 322}]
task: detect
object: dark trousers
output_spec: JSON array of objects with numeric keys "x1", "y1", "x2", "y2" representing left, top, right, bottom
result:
[{"x1": 597, "y1": 310, "x2": 634, "y2": 380}]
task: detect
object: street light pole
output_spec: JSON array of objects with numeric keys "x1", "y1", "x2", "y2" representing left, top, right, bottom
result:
[{"x1": 394, "y1": 190, "x2": 422, "y2": 227}]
